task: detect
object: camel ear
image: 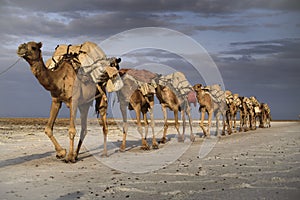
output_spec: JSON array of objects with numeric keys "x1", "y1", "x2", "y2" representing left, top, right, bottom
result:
[
  {"x1": 37, "y1": 42, "x2": 42, "y2": 49},
  {"x1": 117, "y1": 58, "x2": 121, "y2": 63}
]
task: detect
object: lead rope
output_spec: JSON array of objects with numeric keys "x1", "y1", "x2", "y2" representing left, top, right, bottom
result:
[{"x1": 0, "y1": 57, "x2": 22, "y2": 77}]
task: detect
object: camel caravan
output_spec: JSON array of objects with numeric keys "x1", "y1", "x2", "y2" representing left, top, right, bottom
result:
[{"x1": 17, "y1": 41, "x2": 271, "y2": 162}]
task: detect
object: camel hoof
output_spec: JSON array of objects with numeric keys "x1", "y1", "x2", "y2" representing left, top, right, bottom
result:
[
  {"x1": 204, "y1": 134, "x2": 211, "y2": 139},
  {"x1": 101, "y1": 153, "x2": 108, "y2": 158},
  {"x1": 159, "y1": 137, "x2": 167, "y2": 144},
  {"x1": 152, "y1": 143, "x2": 159, "y2": 149},
  {"x1": 65, "y1": 153, "x2": 76, "y2": 163},
  {"x1": 56, "y1": 149, "x2": 67, "y2": 159},
  {"x1": 190, "y1": 135, "x2": 195, "y2": 142},
  {"x1": 119, "y1": 145, "x2": 126, "y2": 152},
  {"x1": 140, "y1": 145, "x2": 150, "y2": 151}
]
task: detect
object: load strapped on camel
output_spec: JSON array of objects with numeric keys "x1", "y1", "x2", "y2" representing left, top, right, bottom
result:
[
  {"x1": 45, "y1": 41, "x2": 123, "y2": 92},
  {"x1": 119, "y1": 69, "x2": 158, "y2": 102},
  {"x1": 155, "y1": 71, "x2": 194, "y2": 108},
  {"x1": 203, "y1": 84, "x2": 226, "y2": 104}
]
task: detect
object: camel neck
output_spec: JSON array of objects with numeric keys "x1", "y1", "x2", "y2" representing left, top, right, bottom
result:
[{"x1": 30, "y1": 58, "x2": 54, "y2": 91}]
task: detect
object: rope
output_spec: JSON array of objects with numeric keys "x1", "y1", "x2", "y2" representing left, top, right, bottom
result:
[{"x1": 0, "y1": 57, "x2": 22, "y2": 77}]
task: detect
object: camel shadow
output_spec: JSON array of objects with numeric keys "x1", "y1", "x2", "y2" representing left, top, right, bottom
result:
[
  {"x1": 0, "y1": 151, "x2": 53, "y2": 168},
  {"x1": 77, "y1": 133, "x2": 179, "y2": 160}
]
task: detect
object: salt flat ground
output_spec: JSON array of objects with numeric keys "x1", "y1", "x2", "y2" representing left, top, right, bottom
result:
[{"x1": 0, "y1": 119, "x2": 299, "y2": 200}]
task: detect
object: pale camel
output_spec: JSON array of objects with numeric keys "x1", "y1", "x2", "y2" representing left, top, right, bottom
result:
[
  {"x1": 17, "y1": 41, "x2": 120, "y2": 162},
  {"x1": 116, "y1": 69, "x2": 158, "y2": 151},
  {"x1": 193, "y1": 84, "x2": 228, "y2": 138},
  {"x1": 154, "y1": 76, "x2": 195, "y2": 143}
]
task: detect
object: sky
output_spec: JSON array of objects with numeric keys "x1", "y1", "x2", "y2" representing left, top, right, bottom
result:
[{"x1": 0, "y1": 0, "x2": 299, "y2": 120}]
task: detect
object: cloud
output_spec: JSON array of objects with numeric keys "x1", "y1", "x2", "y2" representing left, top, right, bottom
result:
[
  {"x1": 220, "y1": 38, "x2": 300, "y2": 59},
  {"x1": 0, "y1": 0, "x2": 299, "y2": 119},
  {"x1": 3, "y1": 0, "x2": 300, "y2": 13}
]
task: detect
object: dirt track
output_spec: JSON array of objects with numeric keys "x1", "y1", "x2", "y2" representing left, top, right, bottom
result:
[{"x1": 0, "y1": 119, "x2": 299, "y2": 200}]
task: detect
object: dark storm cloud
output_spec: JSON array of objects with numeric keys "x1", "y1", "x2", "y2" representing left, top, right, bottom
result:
[{"x1": 3, "y1": 0, "x2": 300, "y2": 13}]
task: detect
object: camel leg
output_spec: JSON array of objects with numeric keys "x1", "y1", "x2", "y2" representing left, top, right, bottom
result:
[
  {"x1": 199, "y1": 108, "x2": 207, "y2": 137},
  {"x1": 233, "y1": 113, "x2": 237, "y2": 132},
  {"x1": 65, "y1": 100, "x2": 77, "y2": 163},
  {"x1": 222, "y1": 112, "x2": 226, "y2": 136},
  {"x1": 143, "y1": 112, "x2": 150, "y2": 150},
  {"x1": 45, "y1": 99, "x2": 66, "y2": 159},
  {"x1": 207, "y1": 110, "x2": 213, "y2": 138},
  {"x1": 75, "y1": 103, "x2": 89, "y2": 160},
  {"x1": 239, "y1": 112, "x2": 244, "y2": 132},
  {"x1": 215, "y1": 112, "x2": 221, "y2": 137},
  {"x1": 98, "y1": 95, "x2": 108, "y2": 157},
  {"x1": 135, "y1": 106, "x2": 149, "y2": 150},
  {"x1": 120, "y1": 102, "x2": 128, "y2": 152},
  {"x1": 179, "y1": 110, "x2": 185, "y2": 142},
  {"x1": 186, "y1": 106, "x2": 195, "y2": 142},
  {"x1": 226, "y1": 111, "x2": 232, "y2": 135},
  {"x1": 149, "y1": 103, "x2": 158, "y2": 149},
  {"x1": 174, "y1": 108, "x2": 182, "y2": 142},
  {"x1": 160, "y1": 105, "x2": 168, "y2": 144}
]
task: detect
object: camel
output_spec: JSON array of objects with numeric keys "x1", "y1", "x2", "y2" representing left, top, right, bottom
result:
[
  {"x1": 154, "y1": 72, "x2": 195, "y2": 143},
  {"x1": 244, "y1": 97, "x2": 256, "y2": 130},
  {"x1": 238, "y1": 96, "x2": 250, "y2": 132},
  {"x1": 111, "y1": 68, "x2": 158, "y2": 151},
  {"x1": 259, "y1": 103, "x2": 271, "y2": 128},
  {"x1": 17, "y1": 41, "x2": 121, "y2": 162},
  {"x1": 226, "y1": 92, "x2": 242, "y2": 134},
  {"x1": 239, "y1": 96, "x2": 257, "y2": 132},
  {"x1": 193, "y1": 84, "x2": 228, "y2": 138}
]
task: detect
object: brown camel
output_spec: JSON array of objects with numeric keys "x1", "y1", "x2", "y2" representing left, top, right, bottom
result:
[
  {"x1": 259, "y1": 103, "x2": 271, "y2": 128},
  {"x1": 17, "y1": 41, "x2": 121, "y2": 162},
  {"x1": 226, "y1": 92, "x2": 242, "y2": 134},
  {"x1": 238, "y1": 96, "x2": 250, "y2": 132},
  {"x1": 193, "y1": 84, "x2": 228, "y2": 138},
  {"x1": 250, "y1": 96, "x2": 262, "y2": 129},
  {"x1": 116, "y1": 68, "x2": 158, "y2": 151},
  {"x1": 244, "y1": 97, "x2": 256, "y2": 130},
  {"x1": 154, "y1": 72, "x2": 195, "y2": 143}
]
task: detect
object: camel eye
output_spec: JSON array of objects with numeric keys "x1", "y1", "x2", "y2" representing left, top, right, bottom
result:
[{"x1": 32, "y1": 47, "x2": 36, "y2": 50}]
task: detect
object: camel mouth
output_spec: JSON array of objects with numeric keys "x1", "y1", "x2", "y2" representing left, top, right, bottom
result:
[{"x1": 17, "y1": 44, "x2": 27, "y2": 57}]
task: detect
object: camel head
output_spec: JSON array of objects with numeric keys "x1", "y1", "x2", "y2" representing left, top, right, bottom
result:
[
  {"x1": 193, "y1": 84, "x2": 202, "y2": 92},
  {"x1": 17, "y1": 42, "x2": 42, "y2": 62},
  {"x1": 109, "y1": 57, "x2": 121, "y2": 70}
]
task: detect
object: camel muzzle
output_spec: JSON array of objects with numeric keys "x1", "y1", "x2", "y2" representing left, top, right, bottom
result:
[{"x1": 17, "y1": 43, "x2": 27, "y2": 57}]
